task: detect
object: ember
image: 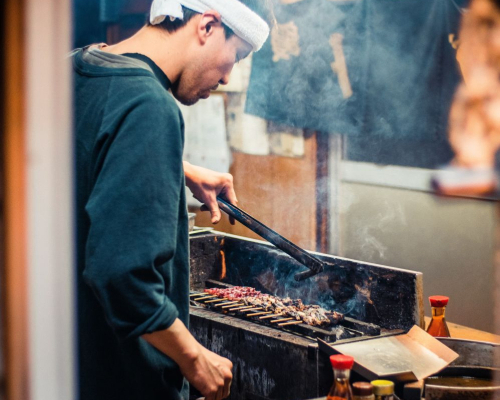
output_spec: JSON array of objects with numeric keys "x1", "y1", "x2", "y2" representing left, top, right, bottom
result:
[{"x1": 204, "y1": 286, "x2": 344, "y2": 327}]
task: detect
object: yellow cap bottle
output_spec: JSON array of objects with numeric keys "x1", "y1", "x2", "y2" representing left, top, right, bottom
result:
[{"x1": 371, "y1": 380, "x2": 394, "y2": 400}]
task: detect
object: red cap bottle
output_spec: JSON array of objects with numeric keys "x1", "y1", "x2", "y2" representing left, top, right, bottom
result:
[
  {"x1": 327, "y1": 355, "x2": 354, "y2": 400},
  {"x1": 429, "y1": 295, "x2": 449, "y2": 307},
  {"x1": 330, "y1": 354, "x2": 355, "y2": 370},
  {"x1": 426, "y1": 295, "x2": 451, "y2": 338}
]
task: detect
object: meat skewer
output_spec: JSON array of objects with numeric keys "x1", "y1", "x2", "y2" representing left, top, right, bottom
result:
[
  {"x1": 204, "y1": 286, "x2": 343, "y2": 327},
  {"x1": 205, "y1": 286, "x2": 261, "y2": 301}
]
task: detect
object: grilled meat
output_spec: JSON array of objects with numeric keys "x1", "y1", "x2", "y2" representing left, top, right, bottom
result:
[
  {"x1": 204, "y1": 287, "x2": 343, "y2": 327},
  {"x1": 205, "y1": 286, "x2": 261, "y2": 300}
]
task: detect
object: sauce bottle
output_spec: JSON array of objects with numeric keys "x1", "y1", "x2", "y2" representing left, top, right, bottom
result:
[
  {"x1": 371, "y1": 380, "x2": 394, "y2": 400},
  {"x1": 426, "y1": 295, "x2": 451, "y2": 338},
  {"x1": 352, "y1": 382, "x2": 375, "y2": 400},
  {"x1": 327, "y1": 354, "x2": 354, "y2": 400}
]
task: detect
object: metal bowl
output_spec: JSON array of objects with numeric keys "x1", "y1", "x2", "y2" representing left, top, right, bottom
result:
[
  {"x1": 424, "y1": 338, "x2": 500, "y2": 400},
  {"x1": 425, "y1": 366, "x2": 500, "y2": 400},
  {"x1": 438, "y1": 338, "x2": 500, "y2": 369}
]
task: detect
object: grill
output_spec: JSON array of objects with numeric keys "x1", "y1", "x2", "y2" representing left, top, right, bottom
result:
[{"x1": 189, "y1": 232, "x2": 424, "y2": 400}]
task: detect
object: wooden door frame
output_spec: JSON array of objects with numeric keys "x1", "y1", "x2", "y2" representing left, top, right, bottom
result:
[
  {"x1": 3, "y1": 0, "x2": 75, "y2": 399},
  {"x1": 3, "y1": 0, "x2": 29, "y2": 398}
]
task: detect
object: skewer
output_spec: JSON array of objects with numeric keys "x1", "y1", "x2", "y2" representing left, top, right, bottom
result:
[
  {"x1": 222, "y1": 302, "x2": 243, "y2": 309},
  {"x1": 270, "y1": 318, "x2": 294, "y2": 324},
  {"x1": 205, "y1": 298, "x2": 227, "y2": 304},
  {"x1": 229, "y1": 306, "x2": 261, "y2": 312},
  {"x1": 259, "y1": 313, "x2": 283, "y2": 320},
  {"x1": 227, "y1": 306, "x2": 249, "y2": 311},
  {"x1": 193, "y1": 295, "x2": 217, "y2": 301},
  {"x1": 190, "y1": 293, "x2": 204, "y2": 297},
  {"x1": 278, "y1": 320, "x2": 303, "y2": 327},
  {"x1": 239, "y1": 306, "x2": 262, "y2": 312},
  {"x1": 218, "y1": 301, "x2": 240, "y2": 308},
  {"x1": 247, "y1": 311, "x2": 272, "y2": 317}
]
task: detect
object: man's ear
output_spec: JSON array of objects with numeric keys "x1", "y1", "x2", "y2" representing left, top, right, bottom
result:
[{"x1": 197, "y1": 10, "x2": 223, "y2": 44}]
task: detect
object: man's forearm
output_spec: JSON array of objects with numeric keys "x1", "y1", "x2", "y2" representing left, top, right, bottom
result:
[
  {"x1": 142, "y1": 318, "x2": 200, "y2": 367},
  {"x1": 142, "y1": 318, "x2": 233, "y2": 399}
]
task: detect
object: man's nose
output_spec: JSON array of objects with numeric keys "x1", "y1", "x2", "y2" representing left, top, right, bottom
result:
[{"x1": 219, "y1": 71, "x2": 231, "y2": 85}]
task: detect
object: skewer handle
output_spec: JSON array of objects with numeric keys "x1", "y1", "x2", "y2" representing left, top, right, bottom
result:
[
  {"x1": 278, "y1": 320, "x2": 303, "y2": 327},
  {"x1": 219, "y1": 302, "x2": 240, "y2": 308},
  {"x1": 230, "y1": 306, "x2": 261, "y2": 312},
  {"x1": 247, "y1": 311, "x2": 272, "y2": 317},
  {"x1": 193, "y1": 295, "x2": 217, "y2": 301},
  {"x1": 227, "y1": 306, "x2": 248, "y2": 311},
  {"x1": 259, "y1": 313, "x2": 283, "y2": 320},
  {"x1": 205, "y1": 298, "x2": 227, "y2": 303},
  {"x1": 271, "y1": 318, "x2": 294, "y2": 324}
]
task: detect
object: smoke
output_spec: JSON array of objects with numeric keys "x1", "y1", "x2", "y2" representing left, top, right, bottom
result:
[
  {"x1": 248, "y1": 251, "x2": 375, "y2": 322},
  {"x1": 338, "y1": 185, "x2": 357, "y2": 215},
  {"x1": 360, "y1": 230, "x2": 388, "y2": 260},
  {"x1": 246, "y1": 0, "x2": 461, "y2": 170},
  {"x1": 355, "y1": 200, "x2": 407, "y2": 261},
  {"x1": 240, "y1": 3, "x2": 463, "y2": 326}
]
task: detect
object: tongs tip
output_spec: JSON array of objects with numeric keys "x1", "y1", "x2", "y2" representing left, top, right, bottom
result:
[{"x1": 294, "y1": 265, "x2": 324, "y2": 281}]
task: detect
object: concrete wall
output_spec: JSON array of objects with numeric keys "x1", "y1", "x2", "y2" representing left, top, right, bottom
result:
[{"x1": 339, "y1": 182, "x2": 496, "y2": 332}]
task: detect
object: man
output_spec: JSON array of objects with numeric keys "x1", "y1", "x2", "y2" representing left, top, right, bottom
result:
[{"x1": 72, "y1": 1, "x2": 274, "y2": 399}]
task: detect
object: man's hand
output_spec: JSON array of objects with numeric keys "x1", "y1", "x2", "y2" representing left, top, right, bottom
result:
[
  {"x1": 179, "y1": 346, "x2": 233, "y2": 400},
  {"x1": 142, "y1": 319, "x2": 232, "y2": 400},
  {"x1": 184, "y1": 161, "x2": 237, "y2": 224}
]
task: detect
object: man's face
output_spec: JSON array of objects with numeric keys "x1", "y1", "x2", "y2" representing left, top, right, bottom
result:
[{"x1": 172, "y1": 23, "x2": 253, "y2": 105}]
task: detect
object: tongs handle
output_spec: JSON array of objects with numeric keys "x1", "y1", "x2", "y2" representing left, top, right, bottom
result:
[{"x1": 217, "y1": 197, "x2": 324, "y2": 281}]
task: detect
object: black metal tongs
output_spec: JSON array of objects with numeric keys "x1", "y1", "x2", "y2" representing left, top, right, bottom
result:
[{"x1": 217, "y1": 196, "x2": 324, "y2": 281}]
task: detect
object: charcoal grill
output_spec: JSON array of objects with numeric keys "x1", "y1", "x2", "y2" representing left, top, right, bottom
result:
[{"x1": 189, "y1": 232, "x2": 424, "y2": 400}]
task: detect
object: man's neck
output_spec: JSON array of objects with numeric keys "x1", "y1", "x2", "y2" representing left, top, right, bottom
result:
[{"x1": 101, "y1": 26, "x2": 188, "y2": 84}]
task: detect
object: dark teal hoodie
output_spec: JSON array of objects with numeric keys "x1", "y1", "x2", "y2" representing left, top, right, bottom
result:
[{"x1": 73, "y1": 46, "x2": 189, "y2": 400}]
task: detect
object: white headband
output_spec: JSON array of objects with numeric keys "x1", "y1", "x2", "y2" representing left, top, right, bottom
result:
[{"x1": 150, "y1": 0, "x2": 270, "y2": 51}]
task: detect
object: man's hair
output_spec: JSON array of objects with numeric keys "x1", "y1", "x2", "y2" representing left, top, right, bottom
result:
[{"x1": 147, "y1": 1, "x2": 275, "y2": 39}]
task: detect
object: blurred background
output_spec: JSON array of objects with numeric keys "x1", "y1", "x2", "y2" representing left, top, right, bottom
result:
[
  {"x1": 2, "y1": 0, "x2": 500, "y2": 399},
  {"x1": 73, "y1": 0, "x2": 495, "y2": 329}
]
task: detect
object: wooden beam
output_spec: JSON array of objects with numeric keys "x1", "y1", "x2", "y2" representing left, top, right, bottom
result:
[
  {"x1": 2, "y1": 0, "x2": 29, "y2": 399},
  {"x1": 315, "y1": 131, "x2": 330, "y2": 253}
]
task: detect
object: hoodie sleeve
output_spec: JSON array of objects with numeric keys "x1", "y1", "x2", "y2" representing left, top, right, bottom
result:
[{"x1": 83, "y1": 86, "x2": 184, "y2": 341}]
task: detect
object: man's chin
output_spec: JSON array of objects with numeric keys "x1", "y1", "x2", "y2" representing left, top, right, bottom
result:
[
  {"x1": 174, "y1": 90, "x2": 216, "y2": 105},
  {"x1": 174, "y1": 95, "x2": 200, "y2": 106},
  {"x1": 170, "y1": 88, "x2": 198, "y2": 106},
  {"x1": 178, "y1": 98, "x2": 200, "y2": 106},
  {"x1": 200, "y1": 91, "x2": 211, "y2": 100}
]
